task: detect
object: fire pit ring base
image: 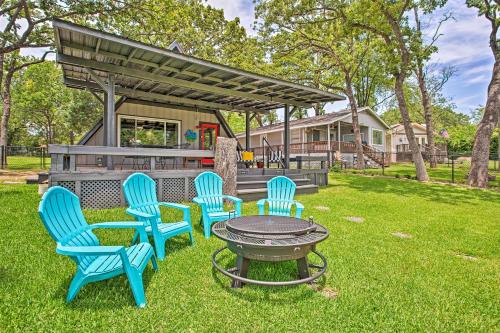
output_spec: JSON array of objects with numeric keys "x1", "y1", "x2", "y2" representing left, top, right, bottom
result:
[{"x1": 212, "y1": 246, "x2": 327, "y2": 287}]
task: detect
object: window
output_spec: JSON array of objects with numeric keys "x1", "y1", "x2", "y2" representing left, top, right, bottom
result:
[
  {"x1": 342, "y1": 133, "x2": 365, "y2": 142},
  {"x1": 372, "y1": 129, "x2": 383, "y2": 145},
  {"x1": 118, "y1": 116, "x2": 180, "y2": 148},
  {"x1": 312, "y1": 130, "x2": 321, "y2": 141}
]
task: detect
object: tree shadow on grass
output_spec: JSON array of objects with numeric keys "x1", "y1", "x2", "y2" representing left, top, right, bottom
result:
[
  {"x1": 55, "y1": 264, "x2": 156, "y2": 310},
  {"x1": 341, "y1": 175, "x2": 500, "y2": 206},
  {"x1": 210, "y1": 252, "x2": 326, "y2": 304}
]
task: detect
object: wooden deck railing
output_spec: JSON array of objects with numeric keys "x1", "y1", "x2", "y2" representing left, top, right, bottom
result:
[
  {"x1": 49, "y1": 144, "x2": 214, "y2": 172},
  {"x1": 251, "y1": 141, "x2": 358, "y2": 156}
]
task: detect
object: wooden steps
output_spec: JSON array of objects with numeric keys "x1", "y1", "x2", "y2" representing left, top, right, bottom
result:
[{"x1": 236, "y1": 173, "x2": 318, "y2": 201}]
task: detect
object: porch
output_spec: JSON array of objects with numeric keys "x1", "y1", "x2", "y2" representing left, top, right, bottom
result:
[
  {"x1": 48, "y1": 20, "x2": 344, "y2": 207},
  {"x1": 49, "y1": 144, "x2": 329, "y2": 208}
]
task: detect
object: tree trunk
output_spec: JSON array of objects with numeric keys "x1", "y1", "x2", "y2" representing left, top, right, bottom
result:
[
  {"x1": 345, "y1": 79, "x2": 365, "y2": 169},
  {"x1": 314, "y1": 103, "x2": 321, "y2": 116},
  {"x1": 468, "y1": 59, "x2": 500, "y2": 187},
  {"x1": 497, "y1": 115, "x2": 500, "y2": 172},
  {"x1": 416, "y1": 64, "x2": 437, "y2": 168},
  {"x1": 395, "y1": 73, "x2": 429, "y2": 181},
  {"x1": 214, "y1": 136, "x2": 237, "y2": 196},
  {"x1": 0, "y1": 67, "x2": 14, "y2": 148},
  {"x1": 413, "y1": 6, "x2": 437, "y2": 168}
]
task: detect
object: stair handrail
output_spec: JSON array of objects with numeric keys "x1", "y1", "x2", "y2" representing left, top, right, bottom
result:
[
  {"x1": 262, "y1": 137, "x2": 286, "y2": 169},
  {"x1": 362, "y1": 144, "x2": 388, "y2": 166}
]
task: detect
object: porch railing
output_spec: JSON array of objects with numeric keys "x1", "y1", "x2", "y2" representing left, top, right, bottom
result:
[
  {"x1": 251, "y1": 140, "x2": 357, "y2": 156},
  {"x1": 49, "y1": 144, "x2": 214, "y2": 172}
]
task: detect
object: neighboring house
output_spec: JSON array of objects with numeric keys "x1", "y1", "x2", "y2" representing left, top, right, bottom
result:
[
  {"x1": 236, "y1": 107, "x2": 389, "y2": 164},
  {"x1": 386, "y1": 123, "x2": 446, "y2": 163},
  {"x1": 386, "y1": 123, "x2": 428, "y2": 153}
]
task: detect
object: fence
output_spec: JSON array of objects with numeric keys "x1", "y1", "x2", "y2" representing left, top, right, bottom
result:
[
  {"x1": 334, "y1": 152, "x2": 500, "y2": 188},
  {"x1": 0, "y1": 145, "x2": 49, "y2": 170}
]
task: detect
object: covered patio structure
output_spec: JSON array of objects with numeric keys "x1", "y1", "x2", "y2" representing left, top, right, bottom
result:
[{"x1": 49, "y1": 20, "x2": 344, "y2": 207}]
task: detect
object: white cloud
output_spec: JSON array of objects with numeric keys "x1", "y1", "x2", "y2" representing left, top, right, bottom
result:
[
  {"x1": 465, "y1": 73, "x2": 490, "y2": 85},
  {"x1": 463, "y1": 63, "x2": 491, "y2": 77},
  {"x1": 205, "y1": 0, "x2": 256, "y2": 34},
  {"x1": 427, "y1": 0, "x2": 492, "y2": 66}
]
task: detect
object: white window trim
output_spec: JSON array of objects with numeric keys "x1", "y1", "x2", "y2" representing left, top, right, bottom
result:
[
  {"x1": 372, "y1": 128, "x2": 384, "y2": 146},
  {"x1": 117, "y1": 115, "x2": 181, "y2": 147}
]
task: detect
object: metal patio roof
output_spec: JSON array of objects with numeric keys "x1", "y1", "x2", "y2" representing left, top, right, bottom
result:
[{"x1": 53, "y1": 19, "x2": 345, "y2": 114}]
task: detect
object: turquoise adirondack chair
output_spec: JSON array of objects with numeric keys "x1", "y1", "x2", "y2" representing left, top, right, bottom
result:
[
  {"x1": 123, "y1": 173, "x2": 194, "y2": 260},
  {"x1": 257, "y1": 176, "x2": 304, "y2": 218},
  {"x1": 38, "y1": 186, "x2": 157, "y2": 308},
  {"x1": 193, "y1": 171, "x2": 242, "y2": 238}
]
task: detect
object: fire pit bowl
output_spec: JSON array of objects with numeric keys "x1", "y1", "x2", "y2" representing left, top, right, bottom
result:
[{"x1": 211, "y1": 215, "x2": 329, "y2": 287}]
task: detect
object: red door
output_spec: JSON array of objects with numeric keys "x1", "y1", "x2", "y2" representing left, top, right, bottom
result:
[{"x1": 200, "y1": 123, "x2": 219, "y2": 166}]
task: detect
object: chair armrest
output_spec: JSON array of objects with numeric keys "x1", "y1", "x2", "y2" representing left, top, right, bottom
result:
[
  {"x1": 90, "y1": 221, "x2": 146, "y2": 230},
  {"x1": 91, "y1": 221, "x2": 148, "y2": 242},
  {"x1": 222, "y1": 195, "x2": 242, "y2": 216},
  {"x1": 222, "y1": 195, "x2": 242, "y2": 204},
  {"x1": 126, "y1": 208, "x2": 155, "y2": 219},
  {"x1": 158, "y1": 202, "x2": 189, "y2": 211},
  {"x1": 256, "y1": 199, "x2": 268, "y2": 206},
  {"x1": 294, "y1": 201, "x2": 304, "y2": 219},
  {"x1": 56, "y1": 244, "x2": 124, "y2": 256},
  {"x1": 158, "y1": 202, "x2": 191, "y2": 225},
  {"x1": 294, "y1": 201, "x2": 304, "y2": 210},
  {"x1": 192, "y1": 197, "x2": 205, "y2": 205},
  {"x1": 257, "y1": 199, "x2": 268, "y2": 215}
]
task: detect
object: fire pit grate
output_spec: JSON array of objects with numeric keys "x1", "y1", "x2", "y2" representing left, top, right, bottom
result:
[{"x1": 226, "y1": 216, "x2": 316, "y2": 236}]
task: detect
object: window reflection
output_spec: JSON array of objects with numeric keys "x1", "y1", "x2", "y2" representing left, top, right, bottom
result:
[{"x1": 119, "y1": 117, "x2": 179, "y2": 148}]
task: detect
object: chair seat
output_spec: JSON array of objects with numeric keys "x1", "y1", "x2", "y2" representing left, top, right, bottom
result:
[
  {"x1": 145, "y1": 221, "x2": 190, "y2": 234},
  {"x1": 208, "y1": 211, "x2": 234, "y2": 221},
  {"x1": 84, "y1": 243, "x2": 153, "y2": 275}
]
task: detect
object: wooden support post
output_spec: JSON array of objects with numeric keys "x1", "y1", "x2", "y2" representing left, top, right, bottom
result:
[
  {"x1": 105, "y1": 74, "x2": 115, "y2": 169},
  {"x1": 327, "y1": 124, "x2": 331, "y2": 152},
  {"x1": 245, "y1": 110, "x2": 250, "y2": 151},
  {"x1": 103, "y1": 94, "x2": 109, "y2": 146},
  {"x1": 107, "y1": 74, "x2": 116, "y2": 147},
  {"x1": 284, "y1": 105, "x2": 290, "y2": 169},
  {"x1": 337, "y1": 120, "x2": 341, "y2": 153}
]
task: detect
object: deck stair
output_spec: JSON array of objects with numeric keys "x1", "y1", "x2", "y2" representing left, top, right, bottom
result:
[
  {"x1": 236, "y1": 173, "x2": 318, "y2": 201},
  {"x1": 362, "y1": 144, "x2": 390, "y2": 167}
]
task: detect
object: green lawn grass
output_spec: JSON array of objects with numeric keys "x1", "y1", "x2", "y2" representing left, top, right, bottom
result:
[
  {"x1": 352, "y1": 162, "x2": 500, "y2": 187},
  {"x1": 4, "y1": 156, "x2": 51, "y2": 171},
  {"x1": 1, "y1": 174, "x2": 499, "y2": 332}
]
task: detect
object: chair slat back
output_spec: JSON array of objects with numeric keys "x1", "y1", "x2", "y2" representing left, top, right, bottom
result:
[
  {"x1": 267, "y1": 176, "x2": 296, "y2": 216},
  {"x1": 38, "y1": 186, "x2": 99, "y2": 269},
  {"x1": 123, "y1": 173, "x2": 161, "y2": 223},
  {"x1": 194, "y1": 171, "x2": 224, "y2": 213}
]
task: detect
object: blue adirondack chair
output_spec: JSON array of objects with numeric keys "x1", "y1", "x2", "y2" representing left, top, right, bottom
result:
[
  {"x1": 38, "y1": 186, "x2": 157, "y2": 308},
  {"x1": 193, "y1": 171, "x2": 242, "y2": 238},
  {"x1": 123, "y1": 173, "x2": 193, "y2": 260},
  {"x1": 257, "y1": 176, "x2": 304, "y2": 218}
]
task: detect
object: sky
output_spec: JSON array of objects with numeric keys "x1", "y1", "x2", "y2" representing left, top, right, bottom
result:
[{"x1": 206, "y1": 0, "x2": 494, "y2": 117}]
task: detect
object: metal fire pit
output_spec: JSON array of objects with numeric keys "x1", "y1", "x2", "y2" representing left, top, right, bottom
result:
[{"x1": 211, "y1": 215, "x2": 329, "y2": 287}]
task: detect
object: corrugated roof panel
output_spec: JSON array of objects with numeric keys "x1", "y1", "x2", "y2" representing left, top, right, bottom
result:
[{"x1": 54, "y1": 19, "x2": 344, "y2": 113}]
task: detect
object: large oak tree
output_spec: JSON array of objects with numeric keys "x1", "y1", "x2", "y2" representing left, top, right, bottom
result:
[{"x1": 466, "y1": 0, "x2": 499, "y2": 187}]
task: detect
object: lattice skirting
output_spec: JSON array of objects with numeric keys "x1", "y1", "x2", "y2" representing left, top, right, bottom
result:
[{"x1": 51, "y1": 176, "x2": 199, "y2": 209}]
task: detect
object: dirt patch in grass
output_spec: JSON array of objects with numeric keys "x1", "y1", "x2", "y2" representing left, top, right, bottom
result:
[
  {"x1": 310, "y1": 284, "x2": 339, "y2": 299},
  {"x1": 454, "y1": 252, "x2": 478, "y2": 261},
  {"x1": 392, "y1": 232, "x2": 412, "y2": 239},
  {"x1": 345, "y1": 216, "x2": 364, "y2": 223},
  {"x1": 314, "y1": 206, "x2": 331, "y2": 211},
  {"x1": 0, "y1": 171, "x2": 39, "y2": 184}
]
